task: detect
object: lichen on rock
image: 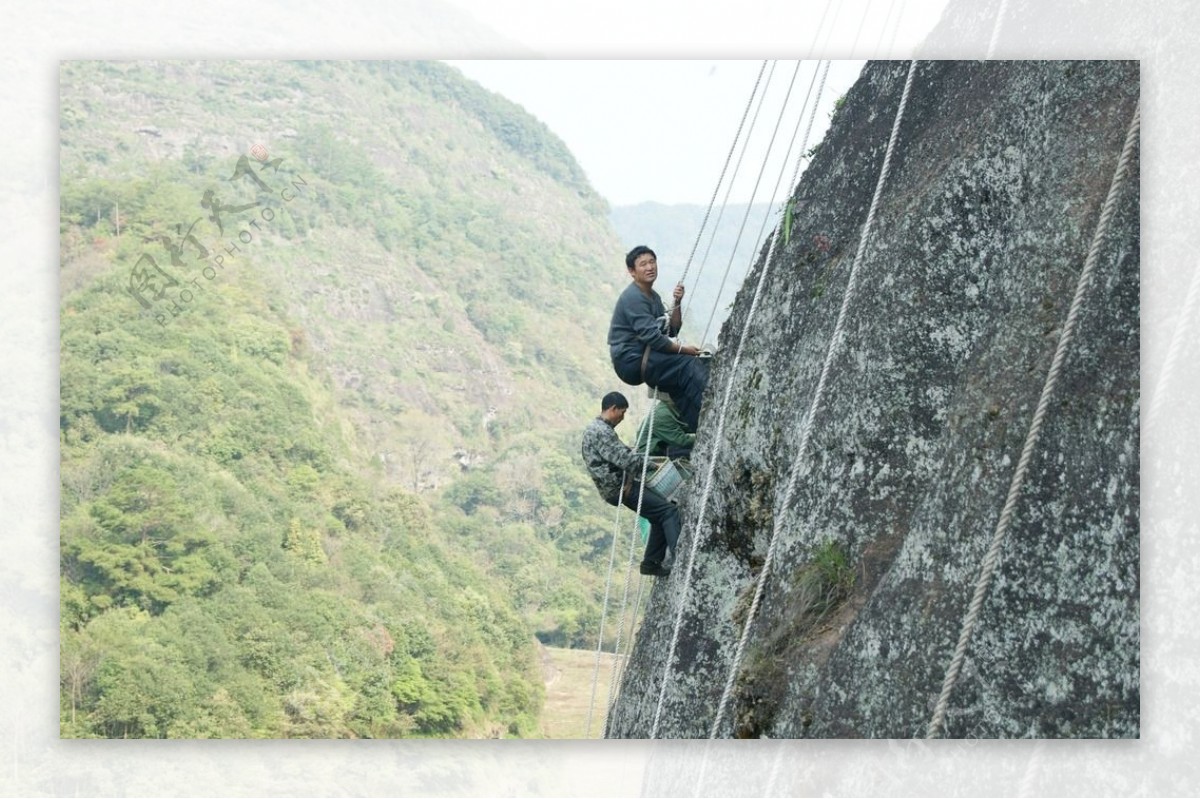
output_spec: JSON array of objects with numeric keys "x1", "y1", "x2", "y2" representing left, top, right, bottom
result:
[{"x1": 606, "y1": 60, "x2": 1139, "y2": 739}]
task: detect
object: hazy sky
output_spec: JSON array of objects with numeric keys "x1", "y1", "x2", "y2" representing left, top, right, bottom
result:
[
  {"x1": 447, "y1": 59, "x2": 867, "y2": 207},
  {"x1": 442, "y1": 0, "x2": 954, "y2": 206}
]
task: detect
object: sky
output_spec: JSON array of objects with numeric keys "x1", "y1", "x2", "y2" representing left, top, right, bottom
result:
[
  {"x1": 446, "y1": 59, "x2": 867, "y2": 207},
  {"x1": 442, "y1": 0, "x2": 954, "y2": 207}
]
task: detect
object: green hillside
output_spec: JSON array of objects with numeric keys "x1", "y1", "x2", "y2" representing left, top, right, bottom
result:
[{"x1": 59, "y1": 60, "x2": 640, "y2": 738}]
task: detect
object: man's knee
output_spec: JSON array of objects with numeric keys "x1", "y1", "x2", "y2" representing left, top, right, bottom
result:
[{"x1": 612, "y1": 356, "x2": 643, "y2": 386}]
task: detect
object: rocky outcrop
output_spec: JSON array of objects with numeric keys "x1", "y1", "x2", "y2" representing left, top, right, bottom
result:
[{"x1": 607, "y1": 60, "x2": 1139, "y2": 739}]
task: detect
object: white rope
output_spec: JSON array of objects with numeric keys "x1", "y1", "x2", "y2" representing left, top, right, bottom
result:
[
  {"x1": 763, "y1": 740, "x2": 787, "y2": 797},
  {"x1": 598, "y1": 481, "x2": 647, "y2": 736},
  {"x1": 585, "y1": 496, "x2": 627, "y2": 737},
  {"x1": 884, "y1": 0, "x2": 910, "y2": 58},
  {"x1": 606, "y1": 518, "x2": 644, "y2": 705},
  {"x1": 709, "y1": 59, "x2": 920, "y2": 740},
  {"x1": 986, "y1": 0, "x2": 1011, "y2": 60},
  {"x1": 683, "y1": 61, "x2": 778, "y2": 324},
  {"x1": 701, "y1": 60, "x2": 829, "y2": 347},
  {"x1": 926, "y1": 100, "x2": 1141, "y2": 739},
  {"x1": 648, "y1": 58, "x2": 849, "y2": 740},
  {"x1": 603, "y1": 571, "x2": 648, "y2": 736},
  {"x1": 850, "y1": 0, "x2": 876, "y2": 55},
  {"x1": 619, "y1": 569, "x2": 650, "y2": 683},
  {"x1": 805, "y1": 0, "x2": 838, "y2": 58},
  {"x1": 697, "y1": 59, "x2": 805, "y2": 346},
  {"x1": 872, "y1": 0, "x2": 902, "y2": 58},
  {"x1": 621, "y1": 574, "x2": 649, "y2": 668},
  {"x1": 677, "y1": 61, "x2": 769, "y2": 291},
  {"x1": 614, "y1": 551, "x2": 652, "y2": 729},
  {"x1": 1016, "y1": 740, "x2": 1047, "y2": 798},
  {"x1": 822, "y1": 0, "x2": 846, "y2": 54},
  {"x1": 690, "y1": 739, "x2": 718, "y2": 798},
  {"x1": 1147, "y1": 256, "x2": 1200, "y2": 429}
]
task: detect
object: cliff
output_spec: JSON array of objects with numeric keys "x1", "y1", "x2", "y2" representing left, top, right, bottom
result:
[{"x1": 607, "y1": 60, "x2": 1139, "y2": 739}]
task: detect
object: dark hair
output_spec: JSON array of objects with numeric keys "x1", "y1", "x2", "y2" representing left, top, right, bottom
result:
[
  {"x1": 601, "y1": 391, "x2": 629, "y2": 411},
  {"x1": 625, "y1": 245, "x2": 656, "y2": 271}
]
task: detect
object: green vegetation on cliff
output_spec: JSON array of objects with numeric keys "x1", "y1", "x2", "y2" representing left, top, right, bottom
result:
[{"x1": 59, "y1": 60, "x2": 633, "y2": 738}]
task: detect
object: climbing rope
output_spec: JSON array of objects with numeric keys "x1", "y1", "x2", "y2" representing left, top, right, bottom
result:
[
  {"x1": 648, "y1": 58, "x2": 857, "y2": 739},
  {"x1": 682, "y1": 61, "x2": 778, "y2": 325},
  {"x1": 1147, "y1": 255, "x2": 1200, "y2": 428},
  {"x1": 599, "y1": 479, "x2": 649, "y2": 736},
  {"x1": 604, "y1": 568, "x2": 649, "y2": 735},
  {"x1": 850, "y1": 0, "x2": 876, "y2": 55},
  {"x1": 872, "y1": 0, "x2": 903, "y2": 58},
  {"x1": 696, "y1": 60, "x2": 806, "y2": 347},
  {"x1": 820, "y1": 0, "x2": 847, "y2": 57},
  {"x1": 700, "y1": 60, "x2": 830, "y2": 348},
  {"x1": 676, "y1": 61, "x2": 769, "y2": 292},
  {"x1": 619, "y1": 549, "x2": 652, "y2": 675},
  {"x1": 805, "y1": 0, "x2": 838, "y2": 58},
  {"x1": 986, "y1": 0, "x2": 1012, "y2": 60},
  {"x1": 708, "y1": 59, "x2": 919, "y2": 740},
  {"x1": 926, "y1": 100, "x2": 1141, "y2": 739},
  {"x1": 584, "y1": 496, "x2": 627, "y2": 737},
  {"x1": 883, "y1": 0, "x2": 909, "y2": 58}
]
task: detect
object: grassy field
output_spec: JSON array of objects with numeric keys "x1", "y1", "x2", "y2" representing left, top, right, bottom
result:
[{"x1": 538, "y1": 644, "x2": 626, "y2": 739}]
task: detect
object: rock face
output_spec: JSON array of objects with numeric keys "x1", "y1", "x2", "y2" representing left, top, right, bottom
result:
[{"x1": 606, "y1": 60, "x2": 1139, "y2": 739}]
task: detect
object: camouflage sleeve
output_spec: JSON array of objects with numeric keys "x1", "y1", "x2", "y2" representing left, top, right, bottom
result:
[{"x1": 585, "y1": 419, "x2": 639, "y2": 473}]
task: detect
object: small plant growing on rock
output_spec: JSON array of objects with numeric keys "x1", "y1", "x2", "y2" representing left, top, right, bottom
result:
[{"x1": 732, "y1": 539, "x2": 856, "y2": 737}]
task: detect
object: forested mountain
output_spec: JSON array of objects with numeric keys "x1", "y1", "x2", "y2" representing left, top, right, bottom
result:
[{"x1": 59, "y1": 60, "x2": 635, "y2": 738}]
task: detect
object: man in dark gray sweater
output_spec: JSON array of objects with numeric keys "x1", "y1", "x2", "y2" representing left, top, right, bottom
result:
[{"x1": 607, "y1": 245, "x2": 709, "y2": 432}]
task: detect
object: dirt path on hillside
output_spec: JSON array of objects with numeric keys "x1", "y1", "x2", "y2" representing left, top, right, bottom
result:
[
  {"x1": 539, "y1": 641, "x2": 562, "y2": 688},
  {"x1": 537, "y1": 644, "x2": 619, "y2": 739}
]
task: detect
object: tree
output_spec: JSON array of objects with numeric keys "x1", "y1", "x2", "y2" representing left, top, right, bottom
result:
[{"x1": 283, "y1": 517, "x2": 325, "y2": 565}]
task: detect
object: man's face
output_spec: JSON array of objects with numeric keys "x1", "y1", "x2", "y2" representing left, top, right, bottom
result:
[
  {"x1": 629, "y1": 253, "x2": 657, "y2": 285},
  {"x1": 606, "y1": 405, "x2": 628, "y2": 426}
]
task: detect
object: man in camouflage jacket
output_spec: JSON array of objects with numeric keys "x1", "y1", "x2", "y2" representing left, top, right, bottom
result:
[{"x1": 581, "y1": 391, "x2": 679, "y2": 576}]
